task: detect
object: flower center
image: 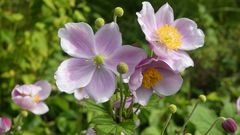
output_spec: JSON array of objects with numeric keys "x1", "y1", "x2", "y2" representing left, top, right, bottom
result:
[
  {"x1": 156, "y1": 24, "x2": 182, "y2": 49},
  {"x1": 32, "y1": 95, "x2": 40, "y2": 103},
  {"x1": 94, "y1": 55, "x2": 104, "y2": 65},
  {"x1": 142, "y1": 68, "x2": 163, "y2": 89}
]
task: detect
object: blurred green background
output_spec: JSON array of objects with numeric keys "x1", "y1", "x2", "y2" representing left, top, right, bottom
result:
[{"x1": 1, "y1": 0, "x2": 240, "y2": 134}]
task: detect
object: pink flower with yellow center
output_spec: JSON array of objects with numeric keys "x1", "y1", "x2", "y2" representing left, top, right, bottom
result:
[
  {"x1": 0, "y1": 117, "x2": 11, "y2": 134},
  {"x1": 137, "y1": 2, "x2": 205, "y2": 72},
  {"x1": 129, "y1": 57, "x2": 183, "y2": 105},
  {"x1": 12, "y1": 80, "x2": 51, "y2": 115}
]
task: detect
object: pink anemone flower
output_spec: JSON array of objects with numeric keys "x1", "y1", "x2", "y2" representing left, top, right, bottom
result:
[
  {"x1": 137, "y1": 2, "x2": 204, "y2": 72},
  {"x1": 55, "y1": 22, "x2": 147, "y2": 103},
  {"x1": 12, "y1": 80, "x2": 51, "y2": 115},
  {"x1": 129, "y1": 57, "x2": 183, "y2": 105},
  {"x1": 0, "y1": 117, "x2": 11, "y2": 134}
]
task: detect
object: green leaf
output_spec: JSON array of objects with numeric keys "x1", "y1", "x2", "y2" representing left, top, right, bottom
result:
[
  {"x1": 189, "y1": 105, "x2": 224, "y2": 135},
  {"x1": 141, "y1": 126, "x2": 160, "y2": 135},
  {"x1": 82, "y1": 100, "x2": 108, "y2": 115}
]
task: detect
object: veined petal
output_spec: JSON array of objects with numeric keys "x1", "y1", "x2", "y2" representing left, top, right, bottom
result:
[
  {"x1": 35, "y1": 80, "x2": 51, "y2": 100},
  {"x1": 174, "y1": 18, "x2": 204, "y2": 50},
  {"x1": 95, "y1": 22, "x2": 122, "y2": 56},
  {"x1": 74, "y1": 88, "x2": 89, "y2": 100},
  {"x1": 12, "y1": 85, "x2": 42, "y2": 96},
  {"x1": 30, "y1": 102, "x2": 49, "y2": 115},
  {"x1": 155, "y1": 3, "x2": 174, "y2": 27},
  {"x1": 55, "y1": 58, "x2": 96, "y2": 94},
  {"x1": 137, "y1": 1, "x2": 157, "y2": 41},
  {"x1": 85, "y1": 68, "x2": 116, "y2": 103},
  {"x1": 12, "y1": 96, "x2": 36, "y2": 109},
  {"x1": 134, "y1": 87, "x2": 153, "y2": 106},
  {"x1": 153, "y1": 68, "x2": 183, "y2": 96},
  {"x1": 105, "y1": 45, "x2": 147, "y2": 78},
  {"x1": 129, "y1": 69, "x2": 143, "y2": 91},
  {"x1": 150, "y1": 42, "x2": 194, "y2": 72},
  {"x1": 58, "y1": 22, "x2": 95, "y2": 58}
]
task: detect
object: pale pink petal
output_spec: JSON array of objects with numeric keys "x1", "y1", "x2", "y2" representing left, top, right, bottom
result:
[
  {"x1": 55, "y1": 58, "x2": 96, "y2": 94},
  {"x1": 12, "y1": 85, "x2": 41, "y2": 96},
  {"x1": 137, "y1": 1, "x2": 157, "y2": 41},
  {"x1": 129, "y1": 69, "x2": 143, "y2": 91},
  {"x1": 105, "y1": 45, "x2": 147, "y2": 78},
  {"x1": 153, "y1": 68, "x2": 183, "y2": 96},
  {"x1": 95, "y1": 22, "x2": 121, "y2": 56},
  {"x1": 174, "y1": 18, "x2": 204, "y2": 50},
  {"x1": 150, "y1": 43, "x2": 194, "y2": 72},
  {"x1": 0, "y1": 117, "x2": 11, "y2": 134},
  {"x1": 134, "y1": 87, "x2": 153, "y2": 106},
  {"x1": 155, "y1": 3, "x2": 174, "y2": 27},
  {"x1": 74, "y1": 88, "x2": 89, "y2": 100},
  {"x1": 12, "y1": 96, "x2": 36, "y2": 110},
  {"x1": 85, "y1": 68, "x2": 116, "y2": 103},
  {"x1": 35, "y1": 80, "x2": 51, "y2": 100},
  {"x1": 30, "y1": 102, "x2": 49, "y2": 115},
  {"x1": 237, "y1": 97, "x2": 240, "y2": 115},
  {"x1": 58, "y1": 22, "x2": 95, "y2": 58}
]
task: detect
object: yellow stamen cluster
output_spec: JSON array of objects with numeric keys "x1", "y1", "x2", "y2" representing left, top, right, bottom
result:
[
  {"x1": 156, "y1": 24, "x2": 182, "y2": 50},
  {"x1": 32, "y1": 95, "x2": 41, "y2": 103},
  {"x1": 142, "y1": 68, "x2": 163, "y2": 89}
]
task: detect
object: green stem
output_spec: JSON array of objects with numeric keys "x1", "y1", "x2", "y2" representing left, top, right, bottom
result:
[
  {"x1": 114, "y1": 15, "x2": 117, "y2": 23},
  {"x1": 134, "y1": 104, "x2": 141, "y2": 114},
  {"x1": 204, "y1": 117, "x2": 225, "y2": 135},
  {"x1": 119, "y1": 74, "x2": 124, "y2": 122},
  {"x1": 150, "y1": 50, "x2": 154, "y2": 57},
  {"x1": 181, "y1": 101, "x2": 200, "y2": 134},
  {"x1": 161, "y1": 113, "x2": 173, "y2": 135}
]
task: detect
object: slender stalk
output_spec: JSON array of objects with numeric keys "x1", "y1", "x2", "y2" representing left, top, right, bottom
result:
[
  {"x1": 114, "y1": 15, "x2": 117, "y2": 23},
  {"x1": 150, "y1": 50, "x2": 154, "y2": 57},
  {"x1": 204, "y1": 117, "x2": 225, "y2": 135},
  {"x1": 119, "y1": 74, "x2": 124, "y2": 122},
  {"x1": 161, "y1": 113, "x2": 173, "y2": 135},
  {"x1": 181, "y1": 101, "x2": 200, "y2": 134}
]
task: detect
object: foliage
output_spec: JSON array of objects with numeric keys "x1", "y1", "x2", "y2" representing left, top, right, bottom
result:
[{"x1": 0, "y1": 0, "x2": 240, "y2": 134}]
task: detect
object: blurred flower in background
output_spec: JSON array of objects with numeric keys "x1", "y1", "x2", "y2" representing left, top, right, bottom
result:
[
  {"x1": 0, "y1": 117, "x2": 11, "y2": 134},
  {"x1": 11, "y1": 80, "x2": 51, "y2": 115}
]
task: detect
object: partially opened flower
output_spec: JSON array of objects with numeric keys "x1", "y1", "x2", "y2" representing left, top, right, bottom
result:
[
  {"x1": 55, "y1": 22, "x2": 147, "y2": 103},
  {"x1": 0, "y1": 117, "x2": 11, "y2": 134},
  {"x1": 137, "y1": 2, "x2": 204, "y2": 72},
  {"x1": 12, "y1": 80, "x2": 51, "y2": 115},
  {"x1": 129, "y1": 57, "x2": 183, "y2": 105}
]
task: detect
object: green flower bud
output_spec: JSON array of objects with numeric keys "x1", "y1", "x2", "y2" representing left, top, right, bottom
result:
[
  {"x1": 117, "y1": 62, "x2": 128, "y2": 74},
  {"x1": 169, "y1": 104, "x2": 177, "y2": 113},
  {"x1": 199, "y1": 94, "x2": 207, "y2": 103},
  {"x1": 21, "y1": 111, "x2": 28, "y2": 117},
  {"x1": 185, "y1": 133, "x2": 192, "y2": 135},
  {"x1": 114, "y1": 7, "x2": 124, "y2": 17},
  {"x1": 94, "y1": 55, "x2": 104, "y2": 65},
  {"x1": 95, "y1": 18, "x2": 105, "y2": 28}
]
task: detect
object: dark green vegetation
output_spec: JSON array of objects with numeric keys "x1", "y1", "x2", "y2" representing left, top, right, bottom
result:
[{"x1": 0, "y1": 0, "x2": 240, "y2": 134}]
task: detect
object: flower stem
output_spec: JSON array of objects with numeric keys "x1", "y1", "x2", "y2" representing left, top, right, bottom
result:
[
  {"x1": 204, "y1": 117, "x2": 225, "y2": 135},
  {"x1": 161, "y1": 113, "x2": 173, "y2": 135},
  {"x1": 119, "y1": 74, "x2": 124, "y2": 122},
  {"x1": 150, "y1": 50, "x2": 154, "y2": 57},
  {"x1": 113, "y1": 15, "x2": 117, "y2": 23},
  {"x1": 181, "y1": 101, "x2": 200, "y2": 134}
]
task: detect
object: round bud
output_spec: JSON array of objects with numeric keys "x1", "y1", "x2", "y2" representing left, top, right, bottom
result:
[
  {"x1": 222, "y1": 118, "x2": 237, "y2": 133},
  {"x1": 169, "y1": 104, "x2": 177, "y2": 113},
  {"x1": 94, "y1": 55, "x2": 104, "y2": 65},
  {"x1": 95, "y1": 18, "x2": 105, "y2": 28},
  {"x1": 21, "y1": 111, "x2": 28, "y2": 117},
  {"x1": 199, "y1": 94, "x2": 207, "y2": 103},
  {"x1": 117, "y1": 62, "x2": 128, "y2": 74},
  {"x1": 185, "y1": 133, "x2": 192, "y2": 135},
  {"x1": 114, "y1": 7, "x2": 124, "y2": 17}
]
